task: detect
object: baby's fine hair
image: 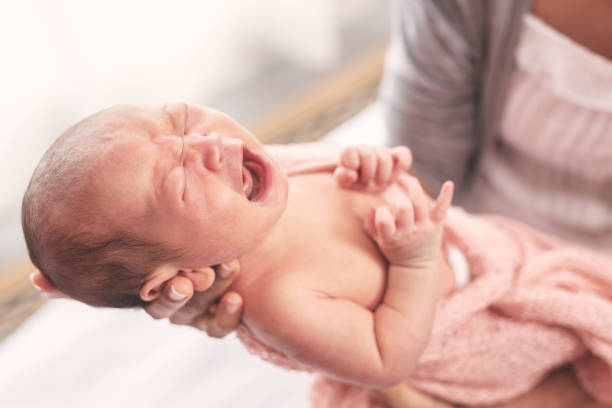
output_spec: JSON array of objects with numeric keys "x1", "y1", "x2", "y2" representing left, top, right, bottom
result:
[{"x1": 21, "y1": 108, "x2": 183, "y2": 308}]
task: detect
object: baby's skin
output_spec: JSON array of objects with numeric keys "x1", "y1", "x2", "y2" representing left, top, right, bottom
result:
[
  {"x1": 232, "y1": 147, "x2": 453, "y2": 387},
  {"x1": 32, "y1": 103, "x2": 454, "y2": 388}
]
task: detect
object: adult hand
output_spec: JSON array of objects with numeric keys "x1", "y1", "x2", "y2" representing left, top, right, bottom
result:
[
  {"x1": 145, "y1": 260, "x2": 243, "y2": 338},
  {"x1": 29, "y1": 260, "x2": 244, "y2": 339}
]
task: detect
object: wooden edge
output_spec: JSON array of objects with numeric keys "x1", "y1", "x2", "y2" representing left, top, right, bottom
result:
[
  {"x1": 253, "y1": 46, "x2": 387, "y2": 144},
  {"x1": 0, "y1": 259, "x2": 46, "y2": 342}
]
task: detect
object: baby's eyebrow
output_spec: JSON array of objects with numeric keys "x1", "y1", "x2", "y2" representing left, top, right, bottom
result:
[{"x1": 161, "y1": 103, "x2": 187, "y2": 135}]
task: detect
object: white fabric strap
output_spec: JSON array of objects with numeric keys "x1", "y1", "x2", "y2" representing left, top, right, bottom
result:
[{"x1": 446, "y1": 244, "x2": 470, "y2": 290}]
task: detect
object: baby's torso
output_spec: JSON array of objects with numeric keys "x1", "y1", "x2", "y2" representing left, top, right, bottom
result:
[
  {"x1": 233, "y1": 173, "x2": 455, "y2": 315},
  {"x1": 275, "y1": 173, "x2": 389, "y2": 308}
]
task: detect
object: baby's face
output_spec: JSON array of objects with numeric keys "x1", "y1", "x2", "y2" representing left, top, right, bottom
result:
[{"x1": 94, "y1": 103, "x2": 288, "y2": 267}]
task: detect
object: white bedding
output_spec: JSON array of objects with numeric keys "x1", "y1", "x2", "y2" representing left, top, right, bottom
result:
[{"x1": 0, "y1": 104, "x2": 384, "y2": 408}]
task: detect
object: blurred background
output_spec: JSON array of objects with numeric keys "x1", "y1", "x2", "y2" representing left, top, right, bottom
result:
[
  {"x1": 0, "y1": 2, "x2": 392, "y2": 406},
  {"x1": 0, "y1": 0, "x2": 389, "y2": 276}
]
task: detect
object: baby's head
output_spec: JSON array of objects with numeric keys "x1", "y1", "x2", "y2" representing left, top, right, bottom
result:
[{"x1": 22, "y1": 103, "x2": 289, "y2": 308}]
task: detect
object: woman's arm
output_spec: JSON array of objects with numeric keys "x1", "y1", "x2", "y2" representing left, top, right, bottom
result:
[{"x1": 380, "y1": 0, "x2": 483, "y2": 193}]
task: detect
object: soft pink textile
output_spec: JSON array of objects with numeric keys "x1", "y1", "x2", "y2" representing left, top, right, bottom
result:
[{"x1": 236, "y1": 145, "x2": 612, "y2": 406}]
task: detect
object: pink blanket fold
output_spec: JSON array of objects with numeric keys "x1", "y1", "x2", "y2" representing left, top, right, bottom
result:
[
  {"x1": 237, "y1": 208, "x2": 612, "y2": 407},
  {"x1": 236, "y1": 145, "x2": 612, "y2": 406}
]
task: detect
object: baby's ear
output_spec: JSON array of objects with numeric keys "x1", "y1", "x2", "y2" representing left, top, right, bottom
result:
[
  {"x1": 29, "y1": 270, "x2": 67, "y2": 299},
  {"x1": 140, "y1": 264, "x2": 178, "y2": 301},
  {"x1": 140, "y1": 275, "x2": 167, "y2": 301}
]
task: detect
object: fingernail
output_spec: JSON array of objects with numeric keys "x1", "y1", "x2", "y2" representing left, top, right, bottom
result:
[
  {"x1": 226, "y1": 299, "x2": 241, "y2": 314},
  {"x1": 218, "y1": 263, "x2": 234, "y2": 279},
  {"x1": 169, "y1": 285, "x2": 188, "y2": 301}
]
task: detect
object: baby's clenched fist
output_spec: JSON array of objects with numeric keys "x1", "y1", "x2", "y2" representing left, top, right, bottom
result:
[{"x1": 334, "y1": 145, "x2": 412, "y2": 193}]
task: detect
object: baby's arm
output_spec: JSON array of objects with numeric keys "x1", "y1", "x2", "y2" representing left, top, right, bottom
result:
[
  {"x1": 363, "y1": 176, "x2": 454, "y2": 379},
  {"x1": 245, "y1": 178, "x2": 453, "y2": 387}
]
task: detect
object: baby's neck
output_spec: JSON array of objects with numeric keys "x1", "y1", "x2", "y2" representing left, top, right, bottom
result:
[{"x1": 235, "y1": 195, "x2": 297, "y2": 287}]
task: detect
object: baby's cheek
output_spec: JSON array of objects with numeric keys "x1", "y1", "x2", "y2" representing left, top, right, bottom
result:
[{"x1": 164, "y1": 168, "x2": 185, "y2": 202}]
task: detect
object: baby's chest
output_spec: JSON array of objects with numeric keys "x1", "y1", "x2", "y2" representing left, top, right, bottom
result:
[{"x1": 282, "y1": 176, "x2": 389, "y2": 309}]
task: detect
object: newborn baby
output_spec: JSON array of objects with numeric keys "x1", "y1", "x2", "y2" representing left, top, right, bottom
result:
[{"x1": 22, "y1": 102, "x2": 454, "y2": 387}]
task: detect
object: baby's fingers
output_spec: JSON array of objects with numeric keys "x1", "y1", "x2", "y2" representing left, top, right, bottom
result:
[
  {"x1": 363, "y1": 207, "x2": 377, "y2": 238},
  {"x1": 339, "y1": 146, "x2": 360, "y2": 170},
  {"x1": 431, "y1": 181, "x2": 454, "y2": 223},
  {"x1": 391, "y1": 146, "x2": 412, "y2": 173},
  {"x1": 333, "y1": 166, "x2": 359, "y2": 188},
  {"x1": 404, "y1": 176, "x2": 428, "y2": 221},
  {"x1": 374, "y1": 206, "x2": 396, "y2": 240},
  {"x1": 359, "y1": 148, "x2": 377, "y2": 185},
  {"x1": 375, "y1": 149, "x2": 393, "y2": 185},
  {"x1": 395, "y1": 202, "x2": 414, "y2": 231},
  {"x1": 364, "y1": 206, "x2": 396, "y2": 241}
]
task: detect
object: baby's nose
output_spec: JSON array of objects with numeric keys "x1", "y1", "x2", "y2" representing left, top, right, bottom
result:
[{"x1": 186, "y1": 132, "x2": 223, "y2": 171}]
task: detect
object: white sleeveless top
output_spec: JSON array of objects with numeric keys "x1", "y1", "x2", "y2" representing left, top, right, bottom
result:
[{"x1": 466, "y1": 13, "x2": 612, "y2": 249}]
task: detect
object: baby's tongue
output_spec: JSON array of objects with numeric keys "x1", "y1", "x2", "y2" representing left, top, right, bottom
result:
[{"x1": 242, "y1": 165, "x2": 253, "y2": 198}]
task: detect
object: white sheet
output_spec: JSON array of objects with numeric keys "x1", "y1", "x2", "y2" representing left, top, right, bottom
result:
[{"x1": 0, "y1": 104, "x2": 384, "y2": 408}]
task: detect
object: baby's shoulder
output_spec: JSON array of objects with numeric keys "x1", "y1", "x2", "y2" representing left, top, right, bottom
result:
[{"x1": 239, "y1": 268, "x2": 330, "y2": 346}]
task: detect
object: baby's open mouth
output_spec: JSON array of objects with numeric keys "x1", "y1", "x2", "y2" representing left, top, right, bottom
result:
[{"x1": 242, "y1": 149, "x2": 264, "y2": 201}]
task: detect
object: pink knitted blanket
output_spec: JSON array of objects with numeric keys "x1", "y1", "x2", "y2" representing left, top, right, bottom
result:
[{"x1": 237, "y1": 207, "x2": 612, "y2": 407}]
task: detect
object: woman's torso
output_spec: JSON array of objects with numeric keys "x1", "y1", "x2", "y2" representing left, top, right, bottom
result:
[{"x1": 465, "y1": 11, "x2": 612, "y2": 249}]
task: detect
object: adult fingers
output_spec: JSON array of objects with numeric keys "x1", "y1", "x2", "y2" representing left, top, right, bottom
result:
[
  {"x1": 145, "y1": 275, "x2": 194, "y2": 319},
  {"x1": 190, "y1": 292, "x2": 243, "y2": 338},
  {"x1": 169, "y1": 260, "x2": 240, "y2": 324},
  {"x1": 215, "y1": 292, "x2": 243, "y2": 331}
]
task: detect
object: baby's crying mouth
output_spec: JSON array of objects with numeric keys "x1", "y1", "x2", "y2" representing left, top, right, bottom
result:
[{"x1": 242, "y1": 161, "x2": 261, "y2": 201}]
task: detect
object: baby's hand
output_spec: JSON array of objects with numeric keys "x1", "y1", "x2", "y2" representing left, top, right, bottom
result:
[
  {"x1": 363, "y1": 177, "x2": 454, "y2": 268},
  {"x1": 334, "y1": 145, "x2": 412, "y2": 193}
]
